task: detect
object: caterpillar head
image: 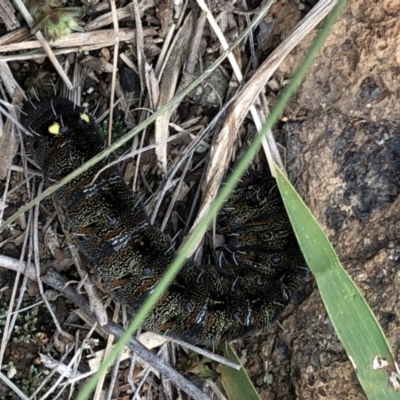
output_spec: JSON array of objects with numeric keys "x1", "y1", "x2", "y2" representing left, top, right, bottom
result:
[{"x1": 22, "y1": 97, "x2": 105, "y2": 180}]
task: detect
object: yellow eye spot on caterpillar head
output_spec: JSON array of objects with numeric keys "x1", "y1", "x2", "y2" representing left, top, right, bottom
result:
[
  {"x1": 48, "y1": 121, "x2": 61, "y2": 135},
  {"x1": 80, "y1": 113, "x2": 90, "y2": 123}
]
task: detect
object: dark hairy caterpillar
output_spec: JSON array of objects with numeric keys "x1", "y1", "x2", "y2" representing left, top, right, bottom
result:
[{"x1": 22, "y1": 97, "x2": 306, "y2": 345}]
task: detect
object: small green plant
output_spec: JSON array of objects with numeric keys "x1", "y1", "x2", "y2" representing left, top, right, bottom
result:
[
  {"x1": 101, "y1": 116, "x2": 129, "y2": 142},
  {"x1": 19, "y1": 364, "x2": 50, "y2": 397},
  {"x1": 0, "y1": 300, "x2": 51, "y2": 345},
  {"x1": 2, "y1": 363, "x2": 50, "y2": 400},
  {"x1": 177, "y1": 353, "x2": 218, "y2": 380},
  {"x1": 100, "y1": 116, "x2": 131, "y2": 158},
  {"x1": 25, "y1": 0, "x2": 85, "y2": 41},
  {"x1": 12, "y1": 310, "x2": 38, "y2": 344}
]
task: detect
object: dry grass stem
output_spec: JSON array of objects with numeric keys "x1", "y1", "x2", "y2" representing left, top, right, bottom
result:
[
  {"x1": 155, "y1": 14, "x2": 193, "y2": 173},
  {"x1": 172, "y1": 11, "x2": 207, "y2": 115},
  {"x1": 0, "y1": 27, "x2": 29, "y2": 46},
  {"x1": 107, "y1": 0, "x2": 120, "y2": 145},
  {"x1": 33, "y1": 182, "x2": 68, "y2": 337},
  {"x1": 85, "y1": 3, "x2": 135, "y2": 31},
  {"x1": 39, "y1": 325, "x2": 98, "y2": 400},
  {"x1": 0, "y1": 0, "x2": 20, "y2": 30},
  {"x1": 184, "y1": 0, "x2": 338, "y2": 256},
  {"x1": 0, "y1": 28, "x2": 156, "y2": 55},
  {"x1": 93, "y1": 303, "x2": 120, "y2": 400},
  {"x1": 0, "y1": 214, "x2": 32, "y2": 366}
]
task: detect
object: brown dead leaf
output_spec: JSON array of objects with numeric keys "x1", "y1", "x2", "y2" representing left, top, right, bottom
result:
[
  {"x1": 54, "y1": 330, "x2": 75, "y2": 354},
  {"x1": 80, "y1": 55, "x2": 116, "y2": 74}
]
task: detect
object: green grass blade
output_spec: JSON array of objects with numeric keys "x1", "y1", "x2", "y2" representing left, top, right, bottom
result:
[
  {"x1": 275, "y1": 167, "x2": 400, "y2": 399},
  {"x1": 219, "y1": 344, "x2": 261, "y2": 400}
]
